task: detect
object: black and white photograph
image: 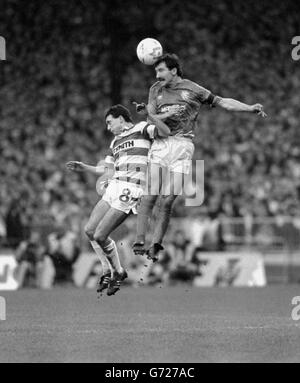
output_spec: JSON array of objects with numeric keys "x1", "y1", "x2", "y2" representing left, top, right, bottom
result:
[{"x1": 1, "y1": 0, "x2": 300, "y2": 366}]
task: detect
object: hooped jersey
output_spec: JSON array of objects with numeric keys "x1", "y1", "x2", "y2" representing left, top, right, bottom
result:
[
  {"x1": 106, "y1": 121, "x2": 158, "y2": 187},
  {"x1": 148, "y1": 78, "x2": 217, "y2": 139}
]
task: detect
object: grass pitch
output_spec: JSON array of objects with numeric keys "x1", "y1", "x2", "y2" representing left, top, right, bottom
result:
[{"x1": 1, "y1": 285, "x2": 300, "y2": 362}]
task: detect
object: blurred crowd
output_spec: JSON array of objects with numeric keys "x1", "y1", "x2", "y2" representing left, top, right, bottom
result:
[
  {"x1": 1, "y1": 1, "x2": 300, "y2": 284},
  {"x1": 14, "y1": 224, "x2": 80, "y2": 288},
  {"x1": 12, "y1": 218, "x2": 225, "y2": 289},
  {"x1": 10, "y1": 211, "x2": 300, "y2": 289}
]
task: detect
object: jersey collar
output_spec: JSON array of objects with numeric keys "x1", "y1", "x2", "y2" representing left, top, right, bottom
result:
[
  {"x1": 117, "y1": 123, "x2": 135, "y2": 138},
  {"x1": 165, "y1": 77, "x2": 183, "y2": 89}
]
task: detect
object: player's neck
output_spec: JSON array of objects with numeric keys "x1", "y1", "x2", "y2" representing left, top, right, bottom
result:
[
  {"x1": 167, "y1": 76, "x2": 182, "y2": 88},
  {"x1": 121, "y1": 122, "x2": 134, "y2": 131}
]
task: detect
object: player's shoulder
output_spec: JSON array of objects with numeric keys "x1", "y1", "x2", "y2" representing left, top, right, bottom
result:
[
  {"x1": 133, "y1": 121, "x2": 156, "y2": 138},
  {"x1": 181, "y1": 78, "x2": 208, "y2": 92},
  {"x1": 121, "y1": 121, "x2": 149, "y2": 136},
  {"x1": 133, "y1": 121, "x2": 148, "y2": 131}
]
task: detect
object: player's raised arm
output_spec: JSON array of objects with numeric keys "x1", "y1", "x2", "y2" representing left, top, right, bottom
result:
[
  {"x1": 66, "y1": 161, "x2": 106, "y2": 174},
  {"x1": 213, "y1": 97, "x2": 267, "y2": 117}
]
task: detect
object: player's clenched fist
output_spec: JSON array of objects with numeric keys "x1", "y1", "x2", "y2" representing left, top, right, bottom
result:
[
  {"x1": 133, "y1": 101, "x2": 148, "y2": 115},
  {"x1": 251, "y1": 103, "x2": 267, "y2": 117}
]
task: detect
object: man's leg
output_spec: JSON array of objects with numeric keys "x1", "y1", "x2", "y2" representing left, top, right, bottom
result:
[
  {"x1": 152, "y1": 195, "x2": 178, "y2": 245},
  {"x1": 84, "y1": 199, "x2": 112, "y2": 276},
  {"x1": 94, "y1": 207, "x2": 129, "y2": 295},
  {"x1": 147, "y1": 171, "x2": 184, "y2": 261},
  {"x1": 134, "y1": 194, "x2": 158, "y2": 252},
  {"x1": 93, "y1": 207, "x2": 128, "y2": 275},
  {"x1": 133, "y1": 162, "x2": 162, "y2": 253}
]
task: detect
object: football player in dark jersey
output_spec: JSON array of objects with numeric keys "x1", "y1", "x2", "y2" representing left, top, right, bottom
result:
[{"x1": 133, "y1": 53, "x2": 266, "y2": 262}]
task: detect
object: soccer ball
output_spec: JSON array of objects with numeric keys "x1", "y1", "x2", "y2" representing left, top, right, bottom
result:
[{"x1": 136, "y1": 38, "x2": 163, "y2": 65}]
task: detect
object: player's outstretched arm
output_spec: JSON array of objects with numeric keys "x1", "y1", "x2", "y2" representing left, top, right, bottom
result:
[
  {"x1": 66, "y1": 161, "x2": 105, "y2": 174},
  {"x1": 215, "y1": 97, "x2": 267, "y2": 117}
]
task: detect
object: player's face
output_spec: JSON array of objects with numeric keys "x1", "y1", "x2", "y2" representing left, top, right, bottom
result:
[
  {"x1": 106, "y1": 115, "x2": 122, "y2": 135},
  {"x1": 155, "y1": 62, "x2": 175, "y2": 86}
]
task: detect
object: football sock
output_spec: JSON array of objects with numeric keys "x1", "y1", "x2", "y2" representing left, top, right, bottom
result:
[
  {"x1": 101, "y1": 238, "x2": 123, "y2": 275},
  {"x1": 90, "y1": 241, "x2": 112, "y2": 276}
]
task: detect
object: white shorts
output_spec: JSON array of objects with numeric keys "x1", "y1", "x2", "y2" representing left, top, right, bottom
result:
[
  {"x1": 102, "y1": 179, "x2": 144, "y2": 214},
  {"x1": 149, "y1": 136, "x2": 194, "y2": 174}
]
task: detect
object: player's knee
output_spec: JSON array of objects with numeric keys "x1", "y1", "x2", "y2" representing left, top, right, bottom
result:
[
  {"x1": 93, "y1": 230, "x2": 107, "y2": 245},
  {"x1": 85, "y1": 227, "x2": 95, "y2": 241}
]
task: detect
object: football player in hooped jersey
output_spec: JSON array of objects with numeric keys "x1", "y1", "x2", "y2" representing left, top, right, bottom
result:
[
  {"x1": 133, "y1": 53, "x2": 267, "y2": 262},
  {"x1": 66, "y1": 104, "x2": 180, "y2": 296}
]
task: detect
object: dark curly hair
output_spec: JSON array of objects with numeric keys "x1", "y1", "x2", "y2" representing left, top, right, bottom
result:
[
  {"x1": 105, "y1": 104, "x2": 133, "y2": 123},
  {"x1": 154, "y1": 53, "x2": 183, "y2": 77}
]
